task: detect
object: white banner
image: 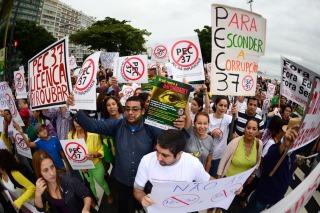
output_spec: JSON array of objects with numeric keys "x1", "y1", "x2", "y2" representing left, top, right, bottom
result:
[
  {"x1": 14, "y1": 69, "x2": 28, "y2": 99},
  {"x1": 280, "y1": 57, "x2": 316, "y2": 107},
  {"x1": 151, "y1": 43, "x2": 169, "y2": 63},
  {"x1": 60, "y1": 138, "x2": 95, "y2": 170},
  {"x1": 100, "y1": 52, "x2": 119, "y2": 70},
  {"x1": 211, "y1": 4, "x2": 266, "y2": 96},
  {"x1": 266, "y1": 83, "x2": 276, "y2": 99},
  {"x1": 167, "y1": 36, "x2": 205, "y2": 82},
  {"x1": 0, "y1": 82, "x2": 24, "y2": 126},
  {"x1": 13, "y1": 128, "x2": 32, "y2": 159},
  {"x1": 289, "y1": 77, "x2": 320, "y2": 152},
  {"x1": 71, "y1": 51, "x2": 101, "y2": 110},
  {"x1": 116, "y1": 55, "x2": 148, "y2": 83},
  {"x1": 28, "y1": 37, "x2": 72, "y2": 110},
  {"x1": 148, "y1": 167, "x2": 255, "y2": 212},
  {"x1": 264, "y1": 163, "x2": 320, "y2": 213}
]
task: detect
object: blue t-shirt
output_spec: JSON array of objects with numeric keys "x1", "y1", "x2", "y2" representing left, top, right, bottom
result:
[{"x1": 35, "y1": 136, "x2": 65, "y2": 169}]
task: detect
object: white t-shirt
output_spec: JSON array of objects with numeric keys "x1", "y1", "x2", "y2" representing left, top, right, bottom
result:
[
  {"x1": 208, "y1": 113, "x2": 233, "y2": 160},
  {"x1": 134, "y1": 152, "x2": 210, "y2": 188},
  {"x1": 262, "y1": 138, "x2": 276, "y2": 157}
]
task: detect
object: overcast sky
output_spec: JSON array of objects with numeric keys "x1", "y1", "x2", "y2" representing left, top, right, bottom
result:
[{"x1": 60, "y1": 0, "x2": 320, "y2": 78}]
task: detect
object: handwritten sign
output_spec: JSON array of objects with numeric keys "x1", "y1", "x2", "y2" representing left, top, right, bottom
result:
[
  {"x1": 100, "y1": 52, "x2": 119, "y2": 70},
  {"x1": 28, "y1": 37, "x2": 72, "y2": 110},
  {"x1": 13, "y1": 128, "x2": 32, "y2": 159},
  {"x1": 211, "y1": 4, "x2": 266, "y2": 96},
  {"x1": 167, "y1": 36, "x2": 205, "y2": 82},
  {"x1": 0, "y1": 82, "x2": 24, "y2": 126},
  {"x1": 71, "y1": 51, "x2": 101, "y2": 110},
  {"x1": 148, "y1": 167, "x2": 255, "y2": 212},
  {"x1": 116, "y1": 55, "x2": 148, "y2": 83},
  {"x1": 266, "y1": 83, "x2": 276, "y2": 99},
  {"x1": 14, "y1": 69, "x2": 28, "y2": 99},
  {"x1": 60, "y1": 138, "x2": 95, "y2": 170},
  {"x1": 280, "y1": 57, "x2": 316, "y2": 107},
  {"x1": 289, "y1": 77, "x2": 320, "y2": 152},
  {"x1": 119, "y1": 85, "x2": 135, "y2": 106}
]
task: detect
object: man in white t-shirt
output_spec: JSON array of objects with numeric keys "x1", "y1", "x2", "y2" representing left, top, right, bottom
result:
[{"x1": 133, "y1": 129, "x2": 212, "y2": 208}]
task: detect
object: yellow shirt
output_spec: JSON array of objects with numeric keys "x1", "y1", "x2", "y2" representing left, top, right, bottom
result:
[
  {"x1": 68, "y1": 132, "x2": 104, "y2": 165},
  {"x1": 1, "y1": 132, "x2": 13, "y2": 152},
  {"x1": 11, "y1": 171, "x2": 35, "y2": 209},
  {"x1": 226, "y1": 137, "x2": 257, "y2": 177}
]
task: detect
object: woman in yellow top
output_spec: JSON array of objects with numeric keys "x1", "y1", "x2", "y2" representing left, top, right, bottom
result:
[
  {"x1": 0, "y1": 149, "x2": 35, "y2": 211},
  {"x1": 68, "y1": 119, "x2": 112, "y2": 204},
  {"x1": 217, "y1": 119, "x2": 262, "y2": 212}
]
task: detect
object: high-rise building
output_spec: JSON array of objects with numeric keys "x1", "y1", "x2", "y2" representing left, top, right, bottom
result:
[
  {"x1": 11, "y1": 0, "x2": 43, "y2": 23},
  {"x1": 39, "y1": 0, "x2": 96, "y2": 64}
]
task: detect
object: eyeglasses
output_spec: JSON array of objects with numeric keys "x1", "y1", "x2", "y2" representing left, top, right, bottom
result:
[{"x1": 124, "y1": 107, "x2": 142, "y2": 112}]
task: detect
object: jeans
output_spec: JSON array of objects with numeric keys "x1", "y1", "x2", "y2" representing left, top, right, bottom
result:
[{"x1": 245, "y1": 192, "x2": 270, "y2": 213}]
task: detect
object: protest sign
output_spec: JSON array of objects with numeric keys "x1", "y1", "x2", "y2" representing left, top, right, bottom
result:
[
  {"x1": 0, "y1": 82, "x2": 24, "y2": 126},
  {"x1": 148, "y1": 167, "x2": 255, "y2": 212},
  {"x1": 289, "y1": 77, "x2": 320, "y2": 152},
  {"x1": 69, "y1": 54, "x2": 77, "y2": 70},
  {"x1": 145, "y1": 76, "x2": 192, "y2": 130},
  {"x1": 119, "y1": 85, "x2": 135, "y2": 106},
  {"x1": 151, "y1": 44, "x2": 169, "y2": 63},
  {"x1": 280, "y1": 57, "x2": 316, "y2": 107},
  {"x1": 14, "y1": 69, "x2": 28, "y2": 99},
  {"x1": 264, "y1": 163, "x2": 320, "y2": 213},
  {"x1": 71, "y1": 51, "x2": 101, "y2": 110},
  {"x1": 13, "y1": 128, "x2": 32, "y2": 159},
  {"x1": 60, "y1": 138, "x2": 95, "y2": 170},
  {"x1": 100, "y1": 52, "x2": 119, "y2": 70},
  {"x1": 211, "y1": 4, "x2": 266, "y2": 96},
  {"x1": 167, "y1": 36, "x2": 205, "y2": 82},
  {"x1": 116, "y1": 55, "x2": 148, "y2": 83},
  {"x1": 28, "y1": 37, "x2": 72, "y2": 110},
  {"x1": 266, "y1": 83, "x2": 276, "y2": 99}
]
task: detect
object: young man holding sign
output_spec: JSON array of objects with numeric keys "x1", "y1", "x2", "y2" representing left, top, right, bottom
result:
[{"x1": 67, "y1": 95, "x2": 187, "y2": 213}]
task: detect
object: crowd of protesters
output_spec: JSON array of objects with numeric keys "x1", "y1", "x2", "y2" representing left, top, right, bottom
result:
[{"x1": 0, "y1": 63, "x2": 319, "y2": 213}]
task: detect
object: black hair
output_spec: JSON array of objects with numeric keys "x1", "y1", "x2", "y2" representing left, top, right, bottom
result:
[
  {"x1": 101, "y1": 96, "x2": 124, "y2": 119},
  {"x1": 157, "y1": 129, "x2": 186, "y2": 157},
  {"x1": 268, "y1": 116, "x2": 285, "y2": 137},
  {"x1": 126, "y1": 96, "x2": 144, "y2": 108},
  {"x1": 281, "y1": 104, "x2": 293, "y2": 113},
  {"x1": 0, "y1": 149, "x2": 22, "y2": 174},
  {"x1": 245, "y1": 118, "x2": 260, "y2": 131},
  {"x1": 247, "y1": 97, "x2": 258, "y2": 104},
  {"x1": 212, "y1": 96, "x2": 230, "y2": 112}
]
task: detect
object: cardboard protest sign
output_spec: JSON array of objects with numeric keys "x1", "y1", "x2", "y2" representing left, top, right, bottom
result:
[
  {"x1": 28, "y1": 37, "x2": 72, "y2": 110},
  {"x1": 71, "y1": 51, "x2": 101, "y2": 110},
  {"x1": 280, "y1": 57, "x2": 316, "y2": 107},
  {"x1": 145, "y1": 76, "x2": 192, "y2": 130},
  {"x1": 69, "y1": 54, "x2": 77, "y2": 70},
  {"x1": 289, "y1": 77, "x2": 320, "y2": 153},
  {"x1": 14, "y1": 68, "x2": 28, "y2": 99},
  {"x1": 0, "y1": 82, "x2": 24, "y2": 126},
  {"x1": 116, "y1": 55, "x2": 148, "y2": 83},
  {"x1": 151, "y1": 44, "x2": 169, "y2": 63},
  {"x1": 100, "y1": 52, "x2": 119, "y2": 70},
  {"x1": 13, "y1": 128, "x2": 32, "y2": 159},
  {"x1": 148, "y1": 167, "x2": 255, "y2": 212},
  {"x1": 167, "y1": 36, "x2": 205, "y2": 82},
  {"x1": 60, "y1": 138, "x2": 95, "y2": 170},
  {"x1": 211, "y1": 4, "x2": 266, "y2": 96},
  {"x1": 264, "y1": 163, "x2": 320, "y2": 213}
]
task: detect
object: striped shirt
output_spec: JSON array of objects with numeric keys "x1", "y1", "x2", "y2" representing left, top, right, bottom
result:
[{"x1": 235, "y1": 109, "x2": 264, "y2": 136}]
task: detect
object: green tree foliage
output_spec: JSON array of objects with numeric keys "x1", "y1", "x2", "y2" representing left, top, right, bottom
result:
[
  {"x1": 194, "y1": 25, "x2": 211, "y2": 63},
  {"x1": 70, "y1": 17, "x2": 151, "y2": 56},
  {"x1": 0, "y1": 20, "x2": 56, "y2": 65}
]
